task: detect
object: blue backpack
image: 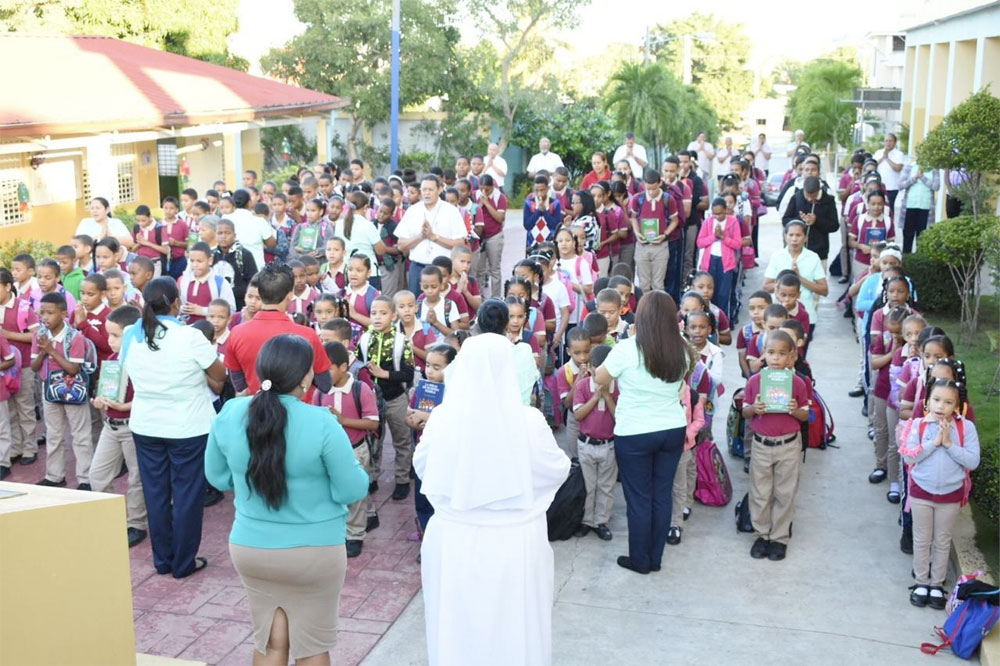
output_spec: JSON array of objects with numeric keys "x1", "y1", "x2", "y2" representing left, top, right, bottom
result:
[{"x1": 921, "y1": 586, "x2": 999, "y2": 659}]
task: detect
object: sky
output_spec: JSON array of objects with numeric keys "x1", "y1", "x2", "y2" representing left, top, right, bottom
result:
[{"x1": 230, "y1": 0, "x2": 991, "y2": 76}]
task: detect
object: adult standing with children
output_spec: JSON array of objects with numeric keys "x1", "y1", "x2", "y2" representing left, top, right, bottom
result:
[
  {"x1": 75, "y1": 197, "x2": 134, "y2": 249},
  {"x1": 395, "y1": 174, "x2": 468, "y2": 291},
  {"x1": 415, "y1": 333, "x2": 569, "y2": 666},
  {"x1": 593, "y1": 291, "x2": 690, "y2": 574},
  {"x1": 206, "y1": 334, "x2": 370, "y2": 664},
  {"x1": 122, "y1": 277, "x2": 227, "y2": 578}
]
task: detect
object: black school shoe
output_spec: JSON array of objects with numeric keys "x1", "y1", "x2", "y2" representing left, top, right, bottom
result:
[
  {"x1": 77, "y1": 483, "x2": 92, "y2": 491},
  {"x1": 36, "y1": 477, "x2": 66, "y2": 487},
  {"x1": 367, "y1": 513, "x2": 380, "y2": 532},
  {"x1": 0, "y1": 466, "x2": 9, "y2": 480},
  {"x1": 666, "y1": 527, "x2": 682, "y2": 545},
  {"x1": 575, "y1": 524, "x2": 591, "y2": 538},
  {"x1": 767, "y1": 542, "x2": 787, "y2": 561},
  {"x1": 369, "y1": 480, "x2": 379, "y2": 494},
  {"x1": 909, "y1": 585, "x2": 930, "y2": 607},
  {"x1": 868, "y1": 468, "x2": 887, "y2": 484},
  {"x1": 203, "y1": 485, "x2": 224, "y2": 507},
  {"x1": 682, "y1": 507, "x2": 691, "y2": 521},
  {"x1": 392, "y1": 482, "x2": 410, "y2": 500},
  {"x1": 848, "y1": 386, "x2": 865, "y2": 398},
  {"x1": 750, "y1": 537, "x2": 770, "y2": 559},
  {"x1": 900, "y1": 527, "x2": 914, "y2": 554},
  {"x1": 19, "y1": 455, "x2": 36, "y2": 465},
  {"x1": 595, "y1": 524, "x2": 612, "y2": 541},
  {"x1": 346, "y1": 540, "x2": 363, "y2": 558},
  {"x1": 127, "y1": 528, "x2": 147, "y2": 548},
  {"x1": 616, "y1": 556, "x2": 650, "y2": 574},
  {"x1": 927, "y1": 587, "x2": 947, "y2": 610}
]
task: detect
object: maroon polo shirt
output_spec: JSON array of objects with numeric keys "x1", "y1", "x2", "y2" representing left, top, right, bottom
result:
[{"x1": 224, "y1": 309, "x2": 331, "y2": 400}]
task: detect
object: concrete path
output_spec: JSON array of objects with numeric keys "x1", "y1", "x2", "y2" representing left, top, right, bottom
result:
[{"x1": 362, "y1": 211, "x2": 969, "y2": 665}]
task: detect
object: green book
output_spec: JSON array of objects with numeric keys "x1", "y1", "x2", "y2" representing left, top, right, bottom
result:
[
  {"x1": 640, "y1": 218, "x2": 660, "y2": 242},
  {"x1": 186, "y1": 229, "x2": 201, "y2": 251},
  {"x1": 297, "y1": 225, "x2": 318, "y2": 252},
  {"x1": 760, "y1": 367, "x2": 794, "y2": 413},
  {"x1": 96, "y1": 360, "x2": 127, "y2": 403}
]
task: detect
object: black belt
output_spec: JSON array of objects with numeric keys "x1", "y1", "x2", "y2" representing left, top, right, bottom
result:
[
  {"x1": 105, "y1": 417, "x2": 130, "y2": 428},
  {"x1": 580, "y1": 435, "x2": 613, "y2": 446},
  {"x1": 753, "y1": 433, "x2": 797, "y2": 447}
]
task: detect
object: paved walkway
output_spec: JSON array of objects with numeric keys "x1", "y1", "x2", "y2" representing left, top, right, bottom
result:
[{"x1": 362, "y1": 212, "x2": 970, "y2": 665}]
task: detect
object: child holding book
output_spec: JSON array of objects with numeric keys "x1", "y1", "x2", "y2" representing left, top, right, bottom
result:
[
  {"x1": 849, "y1": 190, "x2": 894, "y2": 283},
  {"x1": 89, "y1": 305, "x2": 147, "y2": 547},
  {"x1": 742, "y1": 330, "x2": 811, "y2": 561}
]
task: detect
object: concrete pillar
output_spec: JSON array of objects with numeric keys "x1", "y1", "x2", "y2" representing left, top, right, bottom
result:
[
  {"x1": 316, "y1": 116, "x2": 329, "y2": 164},
  {"x1": 85, "y1": 135, "x2": 116, "y2": 205},
  {"x1": 223, "y1": 132, "x2": 243, "y2": 192}
]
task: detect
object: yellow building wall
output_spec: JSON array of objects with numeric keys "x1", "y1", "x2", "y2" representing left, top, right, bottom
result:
[
  {"x1": 135, "y1": 140, "x2": 161, "y2": 208},
  {"x1": 242, "y1": 128, "x2": 263, "y2": 181}
]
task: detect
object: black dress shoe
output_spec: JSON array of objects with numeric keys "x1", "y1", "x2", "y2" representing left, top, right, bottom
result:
[
  {"x1": 927, "y1": 587, "x2": 947, "y2": 610},
  {"x1": 575, "y1": 524, "x2": 591, "y2": 538},
  {"x1": 9, "y1": 454, "x2": 21, "y2": 464},
  {"x1": 900, "y1": 527, "x2": 913, "y2": 554},
  {"x1": 203, "y1": 485, "x2": 224, "y2": 507},
  {"x1": 369, "y1": 480, "x2": 379, "y2": 494},
  {"x1": 36, "y1": 477, "x2": 66, "y2": 487},
  {"x1": 909, "y1": 585, "x2": 929, "y2": 607},
  {"x1": 650, "y1": 564, "x2": 661, "y2": 572},
  {"x1": 666, "y1": 526, "x2": 682, "y2": 545},
  {"x1": 595, "y1": 524, "x2": 612, "y2": 541},
  {"x1": 616, "y1": 556, "x2": 650, "y2": 574},
  {"x1": 750, "y1": 537, "x2": 770, "y2": 559},
  {"x1": 346, "y1": 540, "x2": 363, "y2": 558},
  {"x1": 77, "y1": 482, "x2": 92, "y2": 491},
  {"x1": 887, "y1": 489, "x2": 901, "y2": 504},
  {"x1": 36, "y1": 436, "x2": 46, "y2": 446},
  {"x1": 848, "y1": 387, "x2": 865, "y2": 398},
  {"x1": 0, "y1": 465, "x2": 10, "y2": 480},
  {"x1": 127, "y1": 528, "x2": 147, "y2": 548},
  {"x1": 767, "y1": 541, "x2": 787, "y2": 561},
  {"x1": 682, "y1": 507, "x2": 691, "y2": 521},
  {"x1": 862, "y1": 403, "x2": 869, "y2": 418},
  {"x1": 868, "y1": 468, "x2": 887, "y2": 484},
  {"x1": 18, "y1": 455, "x2": 36, "y2": 465},
  {"x1": 392, "y1": 482, "x2": 410, "y2": 500},
  {"x1": 366, "y1": 513, "x2": 380, "y2": 532}
]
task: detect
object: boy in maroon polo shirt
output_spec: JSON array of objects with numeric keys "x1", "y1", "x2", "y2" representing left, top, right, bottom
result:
[
  {"x1": 573, "y1": 344, "x2": 619, "y2": 541},
  {"x1": 629, "y1": 169, "x2": 678, "y2": 294},
  {"x1": 475, "y1": 174, "x2": 508, "y2": 299},
  {"x1": 774, "y1": 273, "x2": 811, "y2": 350},
  {"x1": 742, "y1": 331, "x2": 810, "y2": 561},
  {"x1": 556, "y1": 328, "x2": 591, "y2": 458}
]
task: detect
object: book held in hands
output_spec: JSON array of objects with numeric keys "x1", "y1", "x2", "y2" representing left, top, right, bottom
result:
[
  {"x1": 413, "y1": 379, "x2": 445, "y2": 413},
  {"x1": 759, "y1": 367, "x2": 794, "y2": 413},
  {"x1": 95, "y1": 360, "x2": 128, "y2": 403},
  {"x1": 640, "y1": 218, "x2": 660, "y2": 242}
]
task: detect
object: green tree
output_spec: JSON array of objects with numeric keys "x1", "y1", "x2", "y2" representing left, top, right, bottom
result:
[
  {"x1": 650, "y1": 13, "x2": 754, "y2": 130},
  {"x1": 787, "y1": 60, "x2": 861, "y2": 155},
  {"x1": 466, "y1": 0, "x2": 591, "y2": 150},
  {"x1": 261, "y1": 126, "x2": 316, "y2": 173},
  {"x1": 262, "y1": 0, "x2": 464, "y2": 160},
  {"x1": 602, "y1": 62, "x2": 717, "y2": 161},
  {"x1": 1, "y1": 0, "x2": 246, "y2": 69},
  {"x1": 511, "y1": 99, "x2": 619, "y2": 181},
  {"x1": 917, "y1": 87, "x2": 1000, "y2": 219}
]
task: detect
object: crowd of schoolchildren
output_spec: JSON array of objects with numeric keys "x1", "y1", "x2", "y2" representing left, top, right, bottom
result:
[{"x1": 0, "y1": 143, "x2": 979, "y2": 608}]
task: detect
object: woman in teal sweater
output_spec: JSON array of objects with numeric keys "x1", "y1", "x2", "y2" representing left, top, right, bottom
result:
[{"x1": 206, "y1": 334, "x2": 368, "y2": 665}]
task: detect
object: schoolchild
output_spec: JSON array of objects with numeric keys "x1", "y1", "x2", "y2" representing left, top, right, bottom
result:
[
  {"x1": 56, "y1": 245, "x2": 85, "y2": 301},
  {"x1": 394, "y1": 290, "x2": 433, "y2": 374},
  {"x1": 131, "y1": 204, "x2": 169, "y2": 277},
  {"x1": 738, "y1": 291, "x2": 771, "y2": 378},
  {"x1": 556, "y1": 328, "x2": 590, "y2": 459},
  {"x1": 594, "y1": 288, "x2": 629, "y2": 343},
  {"x1": 746, "y1": 303, "x2": 788, "y2": 375},
  {"x1": 0, "y1": 268, "x2": 41, "y2": 464},
  {"x1": 686, "y1": 271, "x2": 732, "y2": 345},
  {"x1": 417, "y1": 266, "x2": 459, "y2": 342},
  {"x1": 774, "y1": 273, "x2": 811, "y2": 348},
  {"x1": 669, "y1": 352, "x2": 706, "y2": 545},
  {"x1": 696, "y1": 197, "x2": 742, "y2": 321},
  {"x1": 287, "y1": 260, "x2": 320, "y2": 320},
  {"x1": 343, "y1": 254, "x2": 381, "y2": 331},
  {"x1": 320, "y1": 237, "x2": 348, "y2": 294},
  {"x1": 36, "y1": 258, "x2": 77, "y2": 315},
  {"x1": 428, "y1": 256, "x2": 471, "y2": 329},
  {"x1": 573, "y1": 343, "x2": 619, "y2": 541},
  {"x1": 0, "y1": 330, "x2": 15, "y2": 478},
  {"x1": 75, "y1": 273, "x2": 113, "y2": 444},
  {"x1": 178, "y1": 243, "x2": 235, "y2": 323},
  {"x1": 127, "y1": 257, "x2": 156, "y2": 299}
]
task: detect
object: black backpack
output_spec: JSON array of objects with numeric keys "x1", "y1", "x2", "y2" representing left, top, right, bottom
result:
[
  {"x1": 546, "y1": 460, "x2": 585, "y2": 541},
  {"x1": 735, "y1": 492, "x2": 754, "y2": 533},
  {"x1": 133, "y1": 223, "x2": 169, "y2": 275}
]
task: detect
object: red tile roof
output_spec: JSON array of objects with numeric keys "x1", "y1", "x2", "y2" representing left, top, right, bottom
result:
[{"x1": 0, "y1": 35, "x2": 345, "y2": 136}]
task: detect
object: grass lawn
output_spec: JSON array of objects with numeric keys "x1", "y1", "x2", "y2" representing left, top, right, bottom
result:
[{"x1": 926, "y1": 297, "x2": 1000, "y2": 578}]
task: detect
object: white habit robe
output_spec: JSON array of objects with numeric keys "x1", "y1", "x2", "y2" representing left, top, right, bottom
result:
[{"x1": 414, "y1": 333, "x2": 570, "y2": 666}]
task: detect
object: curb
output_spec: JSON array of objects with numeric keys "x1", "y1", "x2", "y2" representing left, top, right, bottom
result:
[{"x1": 950, "y1": 504, "x2": 998, "y2": 665}]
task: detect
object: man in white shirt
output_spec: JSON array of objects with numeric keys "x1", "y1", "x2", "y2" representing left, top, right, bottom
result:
[
  {"x1": 716, "y1": 136, "x2": 735, "y2": 182},
  {"x1": 396, "y1": 175, "x2": 469, "y2": 290},
  {"x1": 873, "y1": 133, "x2": 906, "y2": 211},
  {"x1": 754, "y1": 133, "x2": 772, "y2": 175},
  {"x1": 786, "y1": 129, "x2": 807, "y2": 157},
  {"x1": 526, "y1": 137, "x2": 564, "y2": 179},
  {"x1": 612, "y1": 133, "x2": 649, "y2": 178},
  {"x1": 226, "y1": 189, "x2": 276, "y2": 269},
  {"x1": 484, "y1": 143, "x2": 508, "y2": 190},
  {"x1": 686, "y1": 131, "x2": 716, "y2": 182}
]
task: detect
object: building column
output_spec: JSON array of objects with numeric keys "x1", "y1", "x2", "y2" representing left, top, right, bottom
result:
[
  {"x1": 85, "y1": 135, "x2": 116, "y2": 206},
  {"x1": 316, "y1": 116, "x2": 329, "y2": 164},
  {"x1": 223, "y1": 132, "x2": 243, "y2": 192}
]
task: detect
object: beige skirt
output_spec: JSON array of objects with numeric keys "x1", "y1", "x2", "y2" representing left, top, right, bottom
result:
[{"x1": 229, "y1": 543, "x2": 347, "y2": 660}]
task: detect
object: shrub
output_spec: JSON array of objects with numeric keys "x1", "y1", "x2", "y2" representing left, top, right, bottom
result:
[
  {"x1": 904, "y1": 252, "x2": 960, "y2": 314},
  {"x1": 0, "y1": 238, "x2": 58, "y2": 269},
  {"x1": 972, "y1": 438, "x2": 999, "y2": 525}
]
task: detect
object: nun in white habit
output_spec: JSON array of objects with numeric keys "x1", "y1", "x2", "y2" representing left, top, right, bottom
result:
[{"x1": 414, "y1": 332, "x2": 570, "y2": 666}]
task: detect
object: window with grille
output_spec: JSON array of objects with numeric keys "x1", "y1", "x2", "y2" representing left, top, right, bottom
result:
[
  {"x1": 0, "y1": 154, "x2": 28, "y2": 228},
  {"x1": 157, "y1": 142, "x2": 178, "y2": 177},
  {"x1": 756, "y1": 118, "x2": 766, "y2": 126},
  {"x1": 892, "y1": 35, "x2": 905, "y2": 52},
  {"x1": 112, "y1": 143, "x2": 136, "y2": 205}
]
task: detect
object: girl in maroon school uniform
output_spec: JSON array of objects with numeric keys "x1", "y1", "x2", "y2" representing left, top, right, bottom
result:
[
  {"x1": 343, "y1": 254, "x2": 380, "y2": 331},
  {"x1": 161, "y1": 197, "x2": 190, "y2": 279},
  {"x1": 0, "y1": 268, "x2": 40, "y2": 465},
  {"x1": 287, "y1": 260, "x2": 320, "y2": 320},
  {"x1": 178, "y1": 243, "x2": 235, "y2": 324}
]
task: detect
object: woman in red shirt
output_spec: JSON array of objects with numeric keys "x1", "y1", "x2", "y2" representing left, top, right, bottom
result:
[{"x1": 580, "y1": 152, "x2": 612, "y2": 191}]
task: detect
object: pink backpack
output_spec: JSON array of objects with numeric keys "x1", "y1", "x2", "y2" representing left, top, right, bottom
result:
[
  {"x1": 694, "y1": 438, "x2": 733, "y2": 506},
  {"x1": 0, "y1": 347, "x2": 22, "y2": 394},
  {"x1": 555, "y1": 271, "x2": 577, "y2": 314}
]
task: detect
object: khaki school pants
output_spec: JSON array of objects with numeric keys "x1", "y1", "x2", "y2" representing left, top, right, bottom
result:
[
  {"x1": 380, "y1": 263, "x2": 405, "y2": 300},
  {"x1": 749, "y1": 432, "x2": 801, "y2": 545},
  {"x1": 347, "y1": 442, "x2": 373, "y2": 540},
  {"x1": 562, "y1": 412, "x2": 579, "y2": 459},
  {"x1": 872, "y1": 396, "x2": 899, "y2": 483},
  {"x1": 0, "y1": 401, "x2": 12, "y2": 467},
  {"x1": 382, "y1": 393, "x2": 412, "y2": 485},
  {"x1": 479, "y1": 234, "x2": 505, "y2": 300},
  {"x1": 683, "y1": 226, "x2": 700, "y2": 279},
  {"x1": 9, "y1": 366, "x2": 38, "y2": 458},
  {"x1": 42, "y1": 400, "x2": 93, "y2": 484},
  {"x1": 911, "y1": 498, "x2": 961, "y2": 587},
  {"x1": 635, "y1": 241, "x2": 669, "y2": 293},
  {"x1": 578, "y1": 439, "x2": 617, "y2": 527},
  {"x1": 90, "y1": 419, "x2": 147, "y2": 530},
  {"x1": 671, "y1": 446, "x2": 699, "y2": 526}
]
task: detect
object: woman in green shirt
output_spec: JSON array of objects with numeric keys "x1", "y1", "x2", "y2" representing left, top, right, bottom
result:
[
  {"x1": 206, "y1": 334, "x2": 369, "y2": 665},
  {"x1": 594, "y1": 291, "x2": 691, "y2": 574}
]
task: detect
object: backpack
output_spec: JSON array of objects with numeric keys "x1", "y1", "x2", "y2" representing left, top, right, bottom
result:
[
  {"x1": 41, "y1": 327, "x2": 98, "y2": 404},
  {"x1": 691, "y1": 358, "x2": 723, "y2": 418},
  {"x1": 694, "y1": 438, "x2": 733, "y2": 506},
  {"x1": 534, "y1": 375, "x2": 558, "y2": 428},
  {"x1": 542, "y1": 371, "x2": 563, "y2": 428},
  {"x1": 920, "y1": 585, "x2": 999, "y2": 659},
  {"x1": 546, "y1": 459, "x2": 585, "y2": 541},
  {"x1": 574, "y1": 255, "x2": 598, "y2": 284},
  {"x1": 734, "y1": 492, "x2": 754, "y2": 532},
  {"x1": 0, "y1": 346, "x2": 22, "y2": 394},
  {"x1": 133, "y1": 223, "x2": 169, "y2": 275},
  {"x1": 807, "y1": 388, "x2": 836, "y2": 449},
  {"x1": 350, "y1": 378, "x2": 383, "y2": 449},
  {"x1": 726, "y1": 388, "x2": 746, "y2": 459},
  {"x1": 662, "y1": 181, "x2": 687, "y2": 228},
  {"x1": 418, "y1": 298, "x2": 455, "y2": 331},
  {"x1": 554, "y1": 271, "x2": 577, "y2": 315}
]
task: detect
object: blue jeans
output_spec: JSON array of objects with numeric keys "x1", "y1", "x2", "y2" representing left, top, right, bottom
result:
[
  {"x1": 407, "y1": 261, "x2": 427, "y2": 295},
  {"x1": 665, "y1": 233, "x2": 685, "y2": 302},
  {"x1": 614, "y1": 426, "x2": 686, "y2": 570},
  {"x1": 707, "y1": 255, "x2": 735, "y2": 322},
  {"x1": 133, "y1": 432, "x2": 207, "y2": 577}
]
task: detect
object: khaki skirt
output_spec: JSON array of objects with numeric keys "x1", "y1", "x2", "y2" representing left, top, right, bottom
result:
[{"x1": 230, "y1": 543, "x2": 347, "y2": 660}]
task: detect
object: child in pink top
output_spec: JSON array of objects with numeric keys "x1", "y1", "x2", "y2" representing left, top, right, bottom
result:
[{"x1": 671, "y1": 378, "x2": 706, "y2": 539}]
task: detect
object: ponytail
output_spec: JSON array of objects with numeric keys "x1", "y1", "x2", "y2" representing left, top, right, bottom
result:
[
  {"x1": 139, "y1": 277, "x2": 178, "y2": 350},
  {"x1": 245, "y1": 335, "x2": 314, "y2": 510}
]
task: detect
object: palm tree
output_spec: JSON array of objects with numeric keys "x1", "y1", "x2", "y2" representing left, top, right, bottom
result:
[{"x1": 603, "y1": 62, "x2": 675, "y2": 165}]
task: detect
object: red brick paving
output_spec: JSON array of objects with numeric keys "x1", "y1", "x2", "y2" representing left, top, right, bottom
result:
[{"x1": 5, "y1": 441, "x2": 422, "y2": 665}]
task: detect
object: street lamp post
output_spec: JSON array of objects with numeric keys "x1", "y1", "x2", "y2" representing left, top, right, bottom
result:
[
  {"x1": 642, "y1": 29, "x2": 715, "y2": 84},
  {"x1": 390, "y1": 0, "x2": 400, "y2": 173}
]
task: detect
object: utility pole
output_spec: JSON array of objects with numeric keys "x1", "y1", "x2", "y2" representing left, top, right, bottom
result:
[
  {"x1": 390, "y1": 0, "x2": 400, "y2": 173},
  {"x1": 682, "y1": 34, "x2": 692, "y2": 85}
]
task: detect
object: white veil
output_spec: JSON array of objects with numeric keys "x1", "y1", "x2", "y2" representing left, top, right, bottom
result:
[{"x1": 415, "y1": 333, "x2": 536, "y2": 511}]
